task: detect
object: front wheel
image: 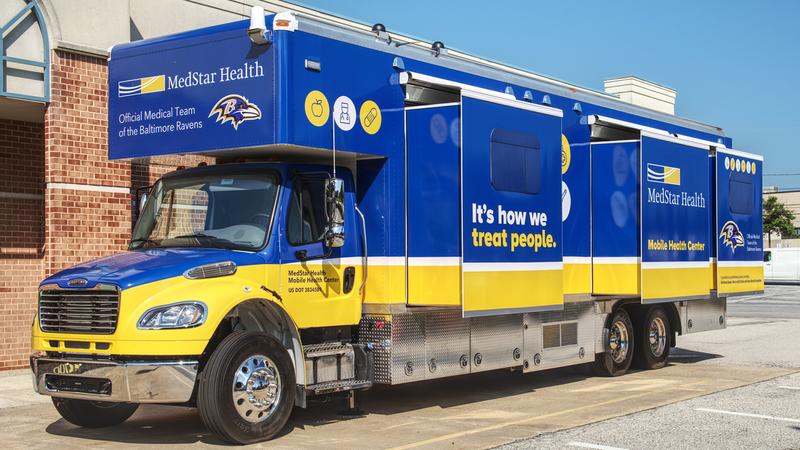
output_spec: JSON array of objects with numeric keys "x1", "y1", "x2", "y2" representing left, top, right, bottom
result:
[
  {"x1": 198, "y1": 331, "x2": 296, "y2": 444},
  {"x1": 594, "y1": 307, "x2": 634, "y2": 377},
  {"x1": 634, "y1": 306, "x2": 671, "y2": 370},
  {"x1": 52, "y1": 398, "x2": 139, "y2": 428}
]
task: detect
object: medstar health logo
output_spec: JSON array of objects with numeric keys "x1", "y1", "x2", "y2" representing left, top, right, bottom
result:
[{"x1": 208, "y1": 94, "x2": 262, "y2": 130}]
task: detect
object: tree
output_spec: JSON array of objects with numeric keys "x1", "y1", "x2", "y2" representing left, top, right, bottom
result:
[{"x1": 763, "y1": 195, "x2": 796, "y2": 247}]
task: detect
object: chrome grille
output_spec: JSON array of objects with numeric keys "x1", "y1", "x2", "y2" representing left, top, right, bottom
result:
[{"x1": 39, "y1": 286, "x2": 120, "y2": 334}]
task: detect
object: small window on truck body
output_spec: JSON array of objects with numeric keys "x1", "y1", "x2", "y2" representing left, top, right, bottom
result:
[
  {"x1": 287, "y1": 176, "x2": 328, "y2": 246},
  {"x1": 490, "y1": 128, "x2": 541, "y2": 194},
  {"x1": 729, "y1": 177, "x2": 754, "y2": 215}
]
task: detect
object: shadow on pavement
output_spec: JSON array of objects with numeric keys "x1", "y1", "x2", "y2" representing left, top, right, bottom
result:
[
  {"x1": 45, "y1": 364, "x2": 595, "y2": 445},
  {"x1": 669, "y1": 347, "x2": 722, "y2": 362},
  {"x1": 44, "y1": 351, "x2": 720, "y2": 446}
]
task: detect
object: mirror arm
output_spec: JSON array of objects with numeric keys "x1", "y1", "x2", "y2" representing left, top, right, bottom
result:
[{"x1": 294, "y1": 246, "x2": 333, "y2": 262}]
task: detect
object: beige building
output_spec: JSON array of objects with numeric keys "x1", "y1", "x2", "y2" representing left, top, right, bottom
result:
[{"x1": 763, "y1": 187, "x2": 800, "y2": 248}]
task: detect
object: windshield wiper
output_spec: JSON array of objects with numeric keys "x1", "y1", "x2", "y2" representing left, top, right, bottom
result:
[
  {"x1": 169, "y1": 233, "x2": 234, "y2": 248},
  {"x1": 129, "y1": 238, "x2": 160, "y2": 249}
]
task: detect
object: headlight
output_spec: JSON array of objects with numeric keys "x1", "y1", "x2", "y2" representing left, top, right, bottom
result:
[{"x1": 137, "y1": 302, "x2": 207, "y2": 330}]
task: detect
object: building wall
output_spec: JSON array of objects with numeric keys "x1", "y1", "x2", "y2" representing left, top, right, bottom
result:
[
  {"x1": 0, "y1": 120, "x2": 45, "y2": 369},
  {"x1": 0, "y1": 49, "x2": 212, "y2": 369}
]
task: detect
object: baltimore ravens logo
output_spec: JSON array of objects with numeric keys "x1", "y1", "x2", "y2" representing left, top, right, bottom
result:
[
  {"x1": 208, "y1": 94, "x2": 261, "y2": 130},
  {"x1": 719, "y1": 220, "x2": 745, "y2": 253}
]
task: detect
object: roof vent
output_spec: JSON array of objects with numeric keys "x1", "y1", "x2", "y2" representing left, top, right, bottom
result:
[{"x1": 604, "y1": 76, "x2": 676, "y2": 115}]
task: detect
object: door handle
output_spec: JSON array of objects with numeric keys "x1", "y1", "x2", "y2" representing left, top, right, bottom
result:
[{"x1": 343, "y1": 266, "x2": 356, "y2": 294}]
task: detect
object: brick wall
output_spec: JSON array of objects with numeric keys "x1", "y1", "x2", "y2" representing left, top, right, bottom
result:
[
  {"x1": 0, "y1": 50, "x2": 210, "y2": 370},
  {"x1": 0, "y1": 119, "x2": 45, "y2": 370}
]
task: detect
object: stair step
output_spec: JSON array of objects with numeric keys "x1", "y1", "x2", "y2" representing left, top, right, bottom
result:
[
  {"x1": 304, "y1": 342, "x2": 353, "y2": 359},
  {"x1": 308, "y1": 379, "x2": 372, "y2": 395}
]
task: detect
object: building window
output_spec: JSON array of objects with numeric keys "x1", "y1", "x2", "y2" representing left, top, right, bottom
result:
[{"x1": 490, "y1": 128, "x2": 541, "y2": 194}]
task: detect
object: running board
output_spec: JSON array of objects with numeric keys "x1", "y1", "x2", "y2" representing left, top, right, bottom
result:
[{"x1": 308, "y1": 379, "x2": 372, "y2": 395}]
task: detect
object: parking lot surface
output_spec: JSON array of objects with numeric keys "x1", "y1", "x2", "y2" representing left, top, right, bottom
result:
[{"x1": 0, "y1": 286, "x2": 797, "y2": 449}]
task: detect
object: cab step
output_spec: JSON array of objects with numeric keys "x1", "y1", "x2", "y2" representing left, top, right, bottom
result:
[{"x1": 308, "y1": 379, "x2": 372, "y2": 395}]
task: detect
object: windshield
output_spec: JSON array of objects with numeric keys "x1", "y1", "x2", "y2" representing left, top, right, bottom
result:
[{"x1": 130, "y1": 171, "x2": 279, "y2": 251}]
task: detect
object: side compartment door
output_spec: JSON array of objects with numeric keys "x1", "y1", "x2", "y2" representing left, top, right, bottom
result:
[
  {"x1": 715, "y1": 149, "x2": 764, "y2": 294},
  {"x1": 640, "y1": 132, "x2": 711, "y2": 302},
  {"x1": 278, "y1": 172, "x2": 364, "y2": 328},
  {"x1": 590, "y1": 140, "x2": 641, "y2": 295},
  {"x1": 461, "y1": 90, "x2": 563, "y2": 317},
  {"x1": 406, "y1": 104, "x2": 461, "y2": 306}
]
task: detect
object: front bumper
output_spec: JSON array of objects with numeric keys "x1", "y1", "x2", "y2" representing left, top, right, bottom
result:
[{"x1": 30, "y1": 354, "x2": 199, "y2": 403}]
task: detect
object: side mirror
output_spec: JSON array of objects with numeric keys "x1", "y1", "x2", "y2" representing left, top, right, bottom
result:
[{"x1": 324, "y1": 177, "x2": 345, "y2": 248}]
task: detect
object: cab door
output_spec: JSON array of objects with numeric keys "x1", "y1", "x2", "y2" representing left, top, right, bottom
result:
[{"x1": 278, "y1": 171, "x2": 363, "y2": 328}]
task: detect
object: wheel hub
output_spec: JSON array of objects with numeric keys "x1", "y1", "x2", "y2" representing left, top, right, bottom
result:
[
  {"x1": 648, "y1": 316, "x2": 667, "y2": 357},
  {"x1": 609, "y1": 320, "x2": 629, "y2": 364},
  {"x1": 232, "y1": 355, "x2": 281, "y2": 423}
]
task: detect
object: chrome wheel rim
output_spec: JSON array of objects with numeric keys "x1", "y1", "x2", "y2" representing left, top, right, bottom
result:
[
  {"x1": 232, "y1": 354, "x2": 281, "y2": 423},
  {"x1": 648, "y1": 316, "x2": 667, "y2": 357},
  {"x1": 609, "y1": 319, "x2": 630, "y2": 364}
]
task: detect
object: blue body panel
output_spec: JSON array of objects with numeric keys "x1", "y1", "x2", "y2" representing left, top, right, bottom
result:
[
  {"x1": 716, "y1": 153, "x2": 763, "y2": 263},
  {"x1": 640, "y1": 137, "x2": 710, "y2": 264},
  {"x1": 109, "y1": 19, "x2": 276, "y2": 159},
  {"x1": 562, "y1": 125, "x2": 591, "y2": 260},
  {"x1": 461, "y1": 95, "x2": 562, "y2": 265},
  {"x1": 406, "y1": 105, "x2": 460, "y2": 258},
  {"x1": 591, "y1": 141, "x2": 640, "y2": 259},
  {"x1": 104, "y1": 17, "x2": 739, "y2": 301}
]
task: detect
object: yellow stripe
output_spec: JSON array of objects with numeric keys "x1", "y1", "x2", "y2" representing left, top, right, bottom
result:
[
  {"x1": 140, "y1": 75, "x2": 165, "y2": 93},
  {"x1": 592, "y1": 263, "x2": 640, "y2": 295},
  {"x1": 664, "y1": 168, "x2": 681, "y2": 185},
  {"x1": 642, "y1": 266, "x2": 710, "y2": 300},
  {"x1": 363, "y1": 264, "x2": 406, "y2": 304},
  {"x1": 563, "y1": 262, "x2": 591, "y2": 295},
  {"x1": 463, "y1": 269, "x2": 563, "y2": 312},
  {"x1": 717, "y1": 265, "x2": 764, "y2": 294},
  {"x1": 408, "y1": 265, "x2": 460, "y2": 306}
]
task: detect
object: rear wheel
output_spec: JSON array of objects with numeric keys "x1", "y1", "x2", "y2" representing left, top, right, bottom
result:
[
  {"x1": 634, "y1": 306, "x2": 671, "y2": 370},
  {"x1": 198, "y1": 331, "x2": 295, "y2": 444},
  {"x1": 52, "y1": 398, "x2": 139, "y2": 428},
  {"x1": 594, "y1": 307, "x2": 634, "y2": 377}
]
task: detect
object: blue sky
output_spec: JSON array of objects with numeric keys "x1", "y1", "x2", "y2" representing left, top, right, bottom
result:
[{"x1": 294, "y1": 0, "x2": 800, "y2": 189}]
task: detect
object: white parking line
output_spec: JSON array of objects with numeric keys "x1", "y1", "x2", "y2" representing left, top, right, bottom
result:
[
  {"x1": 567, "y1": 442, "x2": 631, "y2": 450},
  {"x1": 778, "y1": 386, "x2": 800, "y2": 391},
  {"x1": 695, "y1": 407, "x2": 800, "y2": 424}
]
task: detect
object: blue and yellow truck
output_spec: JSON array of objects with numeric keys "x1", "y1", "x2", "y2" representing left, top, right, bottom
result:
[{"x1": 30, "y1": 8, "x2": 764, "y2": 443}]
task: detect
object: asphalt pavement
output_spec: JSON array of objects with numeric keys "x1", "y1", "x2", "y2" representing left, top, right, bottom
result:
[
  {"x1": 500, "y1": 285, "x2": 800, "y2": 450},
  {"x1": 0, "y1": 286, "x2": 797, "y2": 449}
]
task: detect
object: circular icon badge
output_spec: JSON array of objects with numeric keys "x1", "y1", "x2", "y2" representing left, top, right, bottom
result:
[
  {"x1": 304, "y1": 90, "x2": 329, "y2": 127},
  {"x1": 333, "y1": 95, "x2": 356, "y2": 131},
  {"x1": 359, "y1": 100, "x2": 382, "y2": 135},
  {"x1": 561, "y1": 181, "x2": 571, "y2": 222},
  {"x1": 751, "y1": 163, "x2": 756, "y2": 175},
  {"x1": 561, "y1": 134, "x2": 571, "y2": 175},
  {"x1": 724, "y1": 156, "x2": 730, "y2": 170},
  {"x1": 746, "y1": 161, "x2": 752, "y2": 174},
  {"x1": 735, "y1": 159, "x2": 741, "y2": 172}
]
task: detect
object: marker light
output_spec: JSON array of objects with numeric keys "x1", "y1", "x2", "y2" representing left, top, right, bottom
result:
[{"x1": 138, "y1": 302, "x2": 207, "y2": 330}]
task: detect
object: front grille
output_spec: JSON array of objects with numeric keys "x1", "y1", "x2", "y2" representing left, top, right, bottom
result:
[{"x1": 39, "y1": 287, "x2": 120, "y2": 334}]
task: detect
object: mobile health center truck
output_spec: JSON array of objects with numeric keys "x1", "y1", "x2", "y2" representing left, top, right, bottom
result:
[{"x1": 30, "y1": 8, "x2": 764, "y2": 443}]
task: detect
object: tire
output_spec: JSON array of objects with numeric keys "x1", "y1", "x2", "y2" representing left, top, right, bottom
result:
[
  {"x1": 52, "y1": 397, "x2": 139, "y2": 428},
  {"x1": 594, "y1": 307, "x2": 635, "y2": 377},
  {"x1": 198, "y1": 331, "x2": 295, "y2": 444},
  {"x1": 634, "y1": 306, "x2": 671, "y2": 370}
]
